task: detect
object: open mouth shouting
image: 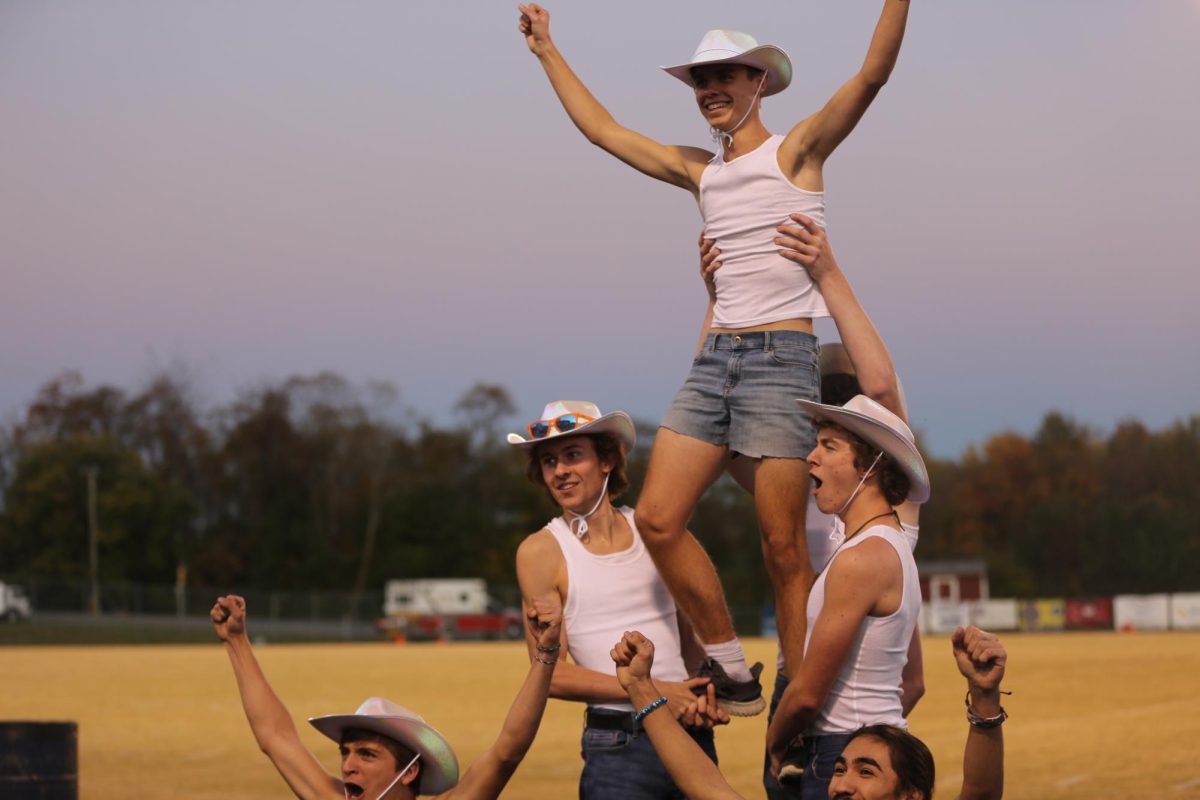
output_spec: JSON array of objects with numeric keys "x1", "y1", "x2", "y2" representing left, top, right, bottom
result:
[{"x1": 343, "y1": 782, "x2": 365, "y2": 799}]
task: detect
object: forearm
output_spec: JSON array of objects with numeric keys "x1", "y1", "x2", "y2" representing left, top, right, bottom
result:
[
  {"x1": 861, "y1": 0, "x2": 910, "y2": 86},
  {"x1": 535, "y1": 45, "x2": 619, "y2": 146},
  {"x1": 549, "y1": 660, "x2": 633, "y2": 704},
  {"x1": 769, "y1": 682, "x2": 821, "y2": 749},
  {"x1": 900, "y1": 628, "x2": 925, "y2": 716},
  {"x1": 626, "y1": 681, "x2": 744, "y2": 800},
  {"x1": 490, "y1": 658, "x2": 557, "y2": 765},
  {"x1": 959, "y1": 686, "x2": 1005, "y2": 800},
  {"x1": 224, "y1": 636, "x2": 301, "y2": 751},
  {"x1": 814, "y1": 263, "x2": 902, "y2": 416}
]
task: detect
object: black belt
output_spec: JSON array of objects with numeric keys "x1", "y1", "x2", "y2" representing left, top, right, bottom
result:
[{"x1": 584, "y1": 708, "x2": 639, "y2": 733}]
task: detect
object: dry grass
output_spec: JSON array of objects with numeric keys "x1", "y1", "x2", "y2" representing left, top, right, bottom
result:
[{"x1": 1, "y1": 632, "x2": 1198, "y2": 799}]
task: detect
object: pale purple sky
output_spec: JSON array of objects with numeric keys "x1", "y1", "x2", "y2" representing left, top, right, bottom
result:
[{"x1": 3, "y1": 1, "x2": 1198, "y2": 457}]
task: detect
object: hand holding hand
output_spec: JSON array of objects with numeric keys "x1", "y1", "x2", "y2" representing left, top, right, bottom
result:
[
  {"x1": 775, "y1": 213, "x2": 839, "y2": 283},
  {"x1": 210, "y1": 595, "x2": 247, "y2": 642},
  {"x1": 517, "y1": 4, "x2": 553, "y2": 56},
  {"x1": 952, "y1": 625, "x2": 1006, "y2": 692},
  {"x1": 676, "y1": 680, "x2": 731, "y2": 729}
]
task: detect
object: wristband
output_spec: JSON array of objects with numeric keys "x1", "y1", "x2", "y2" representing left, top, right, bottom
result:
[
  {"x1": 965, "y1": 689, "x2": 1008, "y2": 728},
  {"x1": 633, "y1": 696, "x2": 668, "y2": 723}
]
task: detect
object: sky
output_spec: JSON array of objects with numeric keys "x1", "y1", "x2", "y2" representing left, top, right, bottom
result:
[{"x1": 2, "y1": 0, "x2": 1198, "y2": 458}]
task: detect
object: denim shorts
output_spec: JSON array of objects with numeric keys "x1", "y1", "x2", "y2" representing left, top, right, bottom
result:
[
  {"x1": 579, "y1": 711, "x2": 718, "y2": 800},
  {"x1": 661, "y1": 330, "x2": 820, "y2": 459}
]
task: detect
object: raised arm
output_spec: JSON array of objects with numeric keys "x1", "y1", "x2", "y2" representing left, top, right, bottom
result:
[
  {"x1": 613, "y1": 632, "x2": 746, "y2": 800},
  {"x1": 518, "y1": 4, "x2": 711, "y2": 191},
  {"x1": 952, "y1": 626, "x2": 1006, "y2": 800},
  {"x1": 514, "y1": 532, "x2": 715, "y2": 721},
  {"x1": 782, "y1": 0, "x2": 910, "y2": 175},
  {"x1": 775, "y1": 213, "x2": 923, "y2": 527},
  {"x1": 211, "y1": 596, "x2": 341, "y2": 800},
  {"x1": 444, "y1": 595, "x2": 562, "y2": 799},
  {"x1": 775, "y1": 214, "x2": 902, "y2": 415}
]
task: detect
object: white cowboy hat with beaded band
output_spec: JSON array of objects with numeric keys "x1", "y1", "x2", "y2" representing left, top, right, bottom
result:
[
  {"x1": 309, "y1": 697, "x2": 460, "y2": 794},
  {"x1": 506, "y1": 400, "x2": 637, "y2": 453},
  {"x1": 661, "y1": 29, "x2": 793, "y2": 97},
  {"x1": 797, "y1": 394, "x2": 930, "y2": 504}
]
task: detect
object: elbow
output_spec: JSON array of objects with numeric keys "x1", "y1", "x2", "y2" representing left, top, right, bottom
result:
[
  {"x1": 493, "y1": 737, "x2": 530, "y2": 771},
  {"x1": 858, "y1": 373, "x2": 902, "y2": 416},
  {"x1": 901, "y1": 680, "x2": 925, "y2": 716},
  {"x1": 791, "y1": 688, "x2": 825, "y2": 720}
]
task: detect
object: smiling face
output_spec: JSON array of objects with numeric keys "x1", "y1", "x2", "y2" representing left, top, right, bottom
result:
[
  {"x1": 690, "y1": 63, "x2": 764, "y2": 130},
  {"x1": 339, "y1": 735, "x2": 411, "y2": 800},
  {"x1": 829, "y1": 728, "x2": 933, "y2": 800},
  {"x1": 828, "y1": 736, "x2": 903, "y2": 799},
  {"x1": 536, "y1": 435, "x2": 612, "y2": 516}
]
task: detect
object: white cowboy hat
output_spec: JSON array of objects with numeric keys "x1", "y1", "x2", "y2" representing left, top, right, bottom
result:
[
  {"x1": 662, "y1": 30, "x2": 792, "y2": 97},
  {"x1": 506, "y1": 400, "x2": 636, "y2": 453},
  {"x1": 797, "y1": 394, "x2": 930, "y2": 504},
  {"x1": 309, "y1": 697, "x2": 459, "y2": 794}
]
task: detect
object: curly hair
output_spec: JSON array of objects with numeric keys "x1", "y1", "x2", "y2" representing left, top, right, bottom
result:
[
  {"x1": 821, "y1": 421, "x2": 911, "y2": 507},
  {"x1": 524, "y1": 433, "x2": 629, "y2": 504}
]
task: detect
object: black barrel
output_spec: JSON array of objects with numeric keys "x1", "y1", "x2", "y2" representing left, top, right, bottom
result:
[{"x1": 0, "y1": 722, "x2": 78, "y2": 800}]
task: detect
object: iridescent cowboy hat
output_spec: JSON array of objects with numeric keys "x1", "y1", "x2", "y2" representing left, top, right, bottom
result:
[
  {"x1": 506, "y1": 400, "x2": 636, "y2": 453},
  {"x1": 661, "y1": 29, "x2": 793, "y2": 97},
  {"x1": 309, "y1": 697, "x2": 459, "y2": 794},
  {"x1": 797, "y1": 394, "x2": 930, "y2": 504}
]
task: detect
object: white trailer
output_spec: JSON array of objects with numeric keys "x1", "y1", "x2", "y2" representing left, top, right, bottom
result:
[
  {"x1": 380, "y1": 579, "x2": 522, "y2": 641},
  {"x1": 384, "y1": 578, "x2": 490, "y2": 616}
]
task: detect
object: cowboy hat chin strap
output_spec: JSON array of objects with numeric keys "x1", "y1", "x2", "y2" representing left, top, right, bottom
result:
[{"x1": 374, "y1": 753, "x2": 419, "y2": 800}]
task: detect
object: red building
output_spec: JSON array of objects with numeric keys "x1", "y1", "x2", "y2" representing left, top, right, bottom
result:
[{"x1": 918, "y1": 559, "x2": 988, "y2": 604}]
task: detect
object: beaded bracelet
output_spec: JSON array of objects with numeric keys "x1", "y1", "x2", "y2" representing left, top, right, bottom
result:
[
  {"x1": 533, "y1": 653, "x2": 557, "y2": 666},
  {"x1": 536, "y1": 642, "x2": 561, "y2": 654},
  {"x1": 633, "y1": 696, "x2": 668, "y2": 723}
]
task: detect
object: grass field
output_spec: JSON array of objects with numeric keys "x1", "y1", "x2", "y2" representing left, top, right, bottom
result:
[{"x1": 2, "y1": 631, "x2": 1198, "y2": 799}]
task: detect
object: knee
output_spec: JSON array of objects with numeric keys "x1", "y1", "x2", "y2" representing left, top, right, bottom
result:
[
  {"x1": 760, "y1": 533, "x2": 811, "y2": 582},
  {"x1": 634, "y1": 505, "x2": 678, "y2": 545}
]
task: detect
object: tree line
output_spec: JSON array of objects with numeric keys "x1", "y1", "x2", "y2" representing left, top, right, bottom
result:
[{"x1": 1, "y1": 371, "x2": 1197, "y2": 611}]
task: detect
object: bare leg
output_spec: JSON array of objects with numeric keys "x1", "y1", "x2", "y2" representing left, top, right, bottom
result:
[
  {"x1": 635, "y1": 428, "x2": 735, "y2": 644},
  {"x1": 752, "y1": 457, "x2": 814, "y2": 678}
]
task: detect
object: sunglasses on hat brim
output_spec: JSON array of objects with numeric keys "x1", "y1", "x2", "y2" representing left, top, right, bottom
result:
[{"x1": 527, "y1": 413, "x2": 596, "y2": 440}]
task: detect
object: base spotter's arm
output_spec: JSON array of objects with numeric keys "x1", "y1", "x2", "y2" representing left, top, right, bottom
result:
[
  {"x1": 613, "y1": 631, "x2": 744, "y2": 800},
  {"x1": 952, "y1": 626, "x2": 1006, "y2": 800},
  {"x1": 445, "y1": 596, "x2": 562, "y2": 799},
  {"x1": 211, "y1": 596, "x2": 342, "y2": 800}
]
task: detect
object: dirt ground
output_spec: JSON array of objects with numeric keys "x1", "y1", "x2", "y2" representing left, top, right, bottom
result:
[{"x1": 2, "y1": 631, "x2": 1197, "y2": 799}]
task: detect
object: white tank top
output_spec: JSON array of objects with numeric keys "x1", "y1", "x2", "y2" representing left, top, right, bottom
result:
[
  {"x1": 699, "y1": 134, "x2": 830, "y2": 328},
  {"x1": 546, "y1": 506, "x2": 687, "y2": 711},
  {"x1": 776, "y1": 502, "x2": 919, "y2": 673},
  {"x1": 803, "y1": 525, "x2": 920, "y2": 734}
]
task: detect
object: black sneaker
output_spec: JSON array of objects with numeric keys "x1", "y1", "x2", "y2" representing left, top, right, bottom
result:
[
  {"x1": 692, "y1": 658, "x2": 766, "y2": 716},
  {"x1": 777, "y1": 744, "x2": 806, "y2": 787}
]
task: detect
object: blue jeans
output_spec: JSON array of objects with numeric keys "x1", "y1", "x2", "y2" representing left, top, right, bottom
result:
[
  {"x1": 763, "y1": 674, "x2": 852, "y2": 800},
  {"x1": 580, "y1": 712, "x2": 718, "y2": 800},
  {"x1": 661, "y1": 330, "x2": 820, "y2": 459}
]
